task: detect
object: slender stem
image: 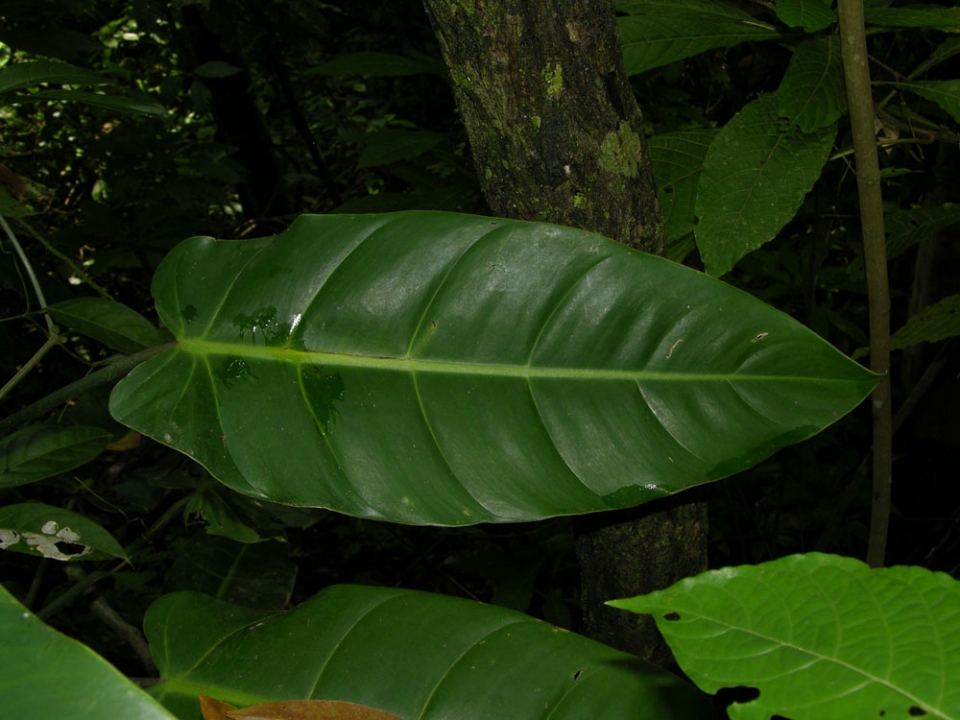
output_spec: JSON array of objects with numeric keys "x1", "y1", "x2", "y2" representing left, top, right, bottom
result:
[
  {"x1": 838, "y1": 0, "x2": 893, "y2": 568},
  {"x1": 0, "y1": 213, "x2": 54, "y2": 333},
  {"x1": 0, "y1": 332, "x2": 61, "y2": 404},
  {"x1": 0, "y1": 342, "x2": 176, "y2": 438}
]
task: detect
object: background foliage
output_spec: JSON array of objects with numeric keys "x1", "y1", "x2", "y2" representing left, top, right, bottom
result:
[{"x1": 1, "y1": 0, "x2": 959, "y2": 717}]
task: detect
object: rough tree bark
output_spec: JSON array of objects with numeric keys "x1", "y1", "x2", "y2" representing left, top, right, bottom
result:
[{"x1": 422, "y1": 0, "x2": 707, "y2": 666}]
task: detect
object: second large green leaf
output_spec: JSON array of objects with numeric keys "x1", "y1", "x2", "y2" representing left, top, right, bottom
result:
[{"x1": 110, "y1": 212, "x2": 876, "y2": 525}]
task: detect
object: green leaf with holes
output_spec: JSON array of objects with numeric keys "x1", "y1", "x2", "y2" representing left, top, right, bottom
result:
[
  {"x1": 608, "y1": 553, "x2": 960, "y2": 719},
  {"x1": 109, "y1": 212, "x2": 876, "y2": 526},
  {"x1": 145, "y1": 585, "x2": 714, "y2": 720},
  {"x1": 0, "y1": 503, "x2": 127, "y2": 561}
]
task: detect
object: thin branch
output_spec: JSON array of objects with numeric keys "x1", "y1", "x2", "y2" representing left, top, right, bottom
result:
[
  {"x1": 0, "y1": 342, "x2": 176, "y2": 438},
  {"x1": 0, "y1": 213, "x2": 54, "y2": 333},
  {"x1": 838, "y1": 0, "x2": 893, "y2": 568}
]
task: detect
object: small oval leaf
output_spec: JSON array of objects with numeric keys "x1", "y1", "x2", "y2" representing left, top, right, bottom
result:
[
  {"x1": 48, "y1": 297, "x2": 165, "y2": 353},
  {"x1": 0, "y1": 424, "x2": 112, "y2": 488}
]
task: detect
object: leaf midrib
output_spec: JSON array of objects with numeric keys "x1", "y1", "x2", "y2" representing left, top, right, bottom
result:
[{"x1": 178, "y1": 338, "x2": 850, "y2": 383}]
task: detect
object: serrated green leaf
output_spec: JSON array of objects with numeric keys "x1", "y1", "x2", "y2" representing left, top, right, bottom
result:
[
  {"x1": 305, "y1": 51, "x2": 447, "y2": 77},
  {"x1": 20, "y1": 89, "x2": 169, "y2": 117},
  {"x1": 608, "y1": 553, "x2": 960, "y2": 719},
  {"x1": 865, "y1": 4, "x2": 960, "y2": 30},
  {"x1": 649, "y1": 128, "x2": 718, "y2": 242},
  {"x1": 619, "y1": 4, "x2": 779, "y2": 75},
  {"x1": 0, "y1": 502, "x2": 127, "y2": 561},
  {"x1": 0, "y1": 424, "x2": 112, "y2": 488},
  {"x1": 617, "y1": 0, "x2": 755, "y2": 21},
  {"x1": 774, "y1": 0, "x2": 836, "y2": 31},
  {"x1": 0, "y1": 60, "x2": 112, "y2": 96},
  {"x1": 354, "y1": 129, "x2": 445, "y2": 169},
  {"x1": 911, "y1": 37, "x2": 960, "y2": 79},
  {"x1": 110, "y1": 212, "x2": 877, "y2": 526},
  {"x1": 145, "y1": 586, "x2": 714, "y2": 720},
  {"x1": 48, "y1": 297, "x2": 165, "y2": 353},
  {"x1": 885, "y1": 203, "x2": 960, "y2": 257},
  {"x1": 778, "y1": 35, "x2": 847, "y2": 132},
  {"x1": 0, "y1": 585, "x2": 175, "y2": 719},
  {"x1": 886, "y1": 80, "x2": 960, "y2": 123},
  {"x1": 891, "y1": 294, "x2": 960, "y2": 350},
  {"x1": 695, "y1": 94, "x2": 837, "y2": 276}
]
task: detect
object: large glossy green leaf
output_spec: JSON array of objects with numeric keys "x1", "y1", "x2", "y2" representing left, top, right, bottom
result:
[
  {"x1": 0, "y1": 584, "x2": 175, "y2": 719},
  {"x1": 145, "y1": 586, "x2": 716, "y2": 720},
  {"x1": 609, "y1": 553, "x2": 960, "y2": 719},
  {"x1": 110, "y1": 212, "x2": 877, "y2": 525},
  {"x1": 695, "y1": 94, "x2": 837, "y2": 276}
]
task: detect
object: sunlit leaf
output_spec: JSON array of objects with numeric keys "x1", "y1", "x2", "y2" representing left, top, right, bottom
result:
[
  {"x1": 608, "y1": 553, "x2": 960, "y2": 719},
  {"x1": 0, "y1": 424, "x2": 112, "y2": 488},
  {"x1": 48, "y1": 298, "x2": 165, "y2": 353},
  {"x1": 0, "y1": 502, "x2": 126, "y2": 562},
  {"x1": 110, "y1": 212, "x2": 876, "y2": 526},
  {"x1": 778, "y1": 36, "x2": 846, "y2": 132},
  {"x1": 0, "y1": 585, "x2": 175, "y2": 719},
  {"x1": 146, "y1": 586, "x2": 715, "y2": 720},
  {"x1": 695, "y1": 94, "x2": 836, "y2": 276}
]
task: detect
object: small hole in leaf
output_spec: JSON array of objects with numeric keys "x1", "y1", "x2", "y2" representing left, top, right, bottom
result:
[
  {"x1": 57, "y1": 542, "x2": 88, "y2": 556},
  {"x1": 572, "y1": 667, "x2": 585, "y2": 681},
  {"x1": 714, "y1": 686, "x2": 760, "y2": 715},
  {"x1": 909, "y1": 707, "x2": 927, "y2": 716},
  {"x1": 663, "y1": 612, "x2": 681, "y2": 621},
  {"x1": 663, "y1": 186, "x2": 674, "y2": 194}
]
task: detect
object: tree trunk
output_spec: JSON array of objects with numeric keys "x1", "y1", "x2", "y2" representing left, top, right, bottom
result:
[{"x1": 423, "y1": 0, "x2": 707, "y2": 665}]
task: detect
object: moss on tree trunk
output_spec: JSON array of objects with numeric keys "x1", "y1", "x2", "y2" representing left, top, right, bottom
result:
[{"x1": 423, "y1": 0, "x2": 707, "y2": 665}]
